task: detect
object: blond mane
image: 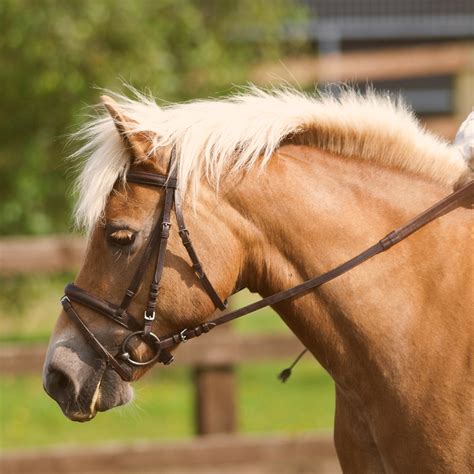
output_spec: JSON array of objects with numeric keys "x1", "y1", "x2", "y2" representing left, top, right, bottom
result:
[{"x1": 72, "y1": 86, "x2": 467, "y2": 230}]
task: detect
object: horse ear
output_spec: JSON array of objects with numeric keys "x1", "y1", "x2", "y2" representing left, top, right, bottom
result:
[{"x1": 100, "y1": 95, "x2": 151, "y2": 162}]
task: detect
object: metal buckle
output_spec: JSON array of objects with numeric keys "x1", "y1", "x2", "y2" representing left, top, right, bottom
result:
[
  {"x1": 178, "y1": 229, "x2": 191, "y2": 247},
  {"x1": 144, "y1": 311, "x2": 155, "y2": 321},
  {"x1": 60, "y1": 296, "x2": 71, "y2": 305},
  {"x1": 179, "y1": 329, "x2": 188, "y2": 343}
]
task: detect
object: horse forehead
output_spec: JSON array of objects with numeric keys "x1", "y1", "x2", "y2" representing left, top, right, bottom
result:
[{"x1": 105, "y1": 183, "x2": 161, "y2": 222}]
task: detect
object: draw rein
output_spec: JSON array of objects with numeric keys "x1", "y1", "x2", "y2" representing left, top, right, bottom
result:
[{"x1": 61, "y1": 156, "x2": 473, "y2": 382}]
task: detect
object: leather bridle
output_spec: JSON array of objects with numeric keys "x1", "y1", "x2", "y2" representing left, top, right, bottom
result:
[
  {"x1": 61, "y1": 153, "x2": 473, "y2": 383},
  {"x1": 61, "y1": 151, "x2": 227, "y2": 381}
]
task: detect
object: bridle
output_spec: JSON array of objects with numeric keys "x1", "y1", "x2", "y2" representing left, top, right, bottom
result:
[
  {"x1": 61, "y1": 151, "x2": 473, "y2": 382},
  {"x1": 61, "y1": 151, "x2": 227, "y2": 381}
]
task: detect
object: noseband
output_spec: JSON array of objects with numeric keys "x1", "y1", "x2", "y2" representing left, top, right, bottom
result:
[{"x1": 61, "y1": 153, "x2": 473, "y2": 382}]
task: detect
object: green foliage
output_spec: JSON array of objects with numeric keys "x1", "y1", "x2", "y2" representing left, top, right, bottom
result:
[
  {"x1": 0, "y1": 0, "x2": 307, "y2": 235},
  {"x1": 0, "y1": 272, "x2": 75, "y2": 342}
]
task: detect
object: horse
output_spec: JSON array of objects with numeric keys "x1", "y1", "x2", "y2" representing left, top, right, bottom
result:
[{"x1": 43, "y1": 87, "x2": 472, "y2": 473}]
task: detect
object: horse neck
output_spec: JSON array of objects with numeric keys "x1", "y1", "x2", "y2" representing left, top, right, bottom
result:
[{"x1": 224, "y1": 144, "x2": 469, "y2": 389}]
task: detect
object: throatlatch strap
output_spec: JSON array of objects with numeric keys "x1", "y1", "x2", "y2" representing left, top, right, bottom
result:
[{"x1": 174, "y1": 186, "x2": 227, "y2": 310}]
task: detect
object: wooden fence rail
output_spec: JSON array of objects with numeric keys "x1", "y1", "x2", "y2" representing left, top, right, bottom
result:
[
  {"x1": 252, "y1": 41, "x2": 474, "y2": 89},
  {"x1": 0, "y1": 433, "x2": 340, "y2": 474},
  {"x1": 0, "y1": 332, "x2": 304, "y2": 375},
  {"x1": 0, "y1": 235, "x2": 86, "y2": 275}
]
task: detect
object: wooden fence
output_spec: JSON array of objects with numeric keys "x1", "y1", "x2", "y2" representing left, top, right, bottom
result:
[
  {"x1": 0, "y1": 234, "x2": 86, "y2": 275},
  {"x1": 0, "y1": 331, "x2": 306, "y2": 436},
  {"x1": 0, "y1": 433, "x2": 340, "y2": 474}
]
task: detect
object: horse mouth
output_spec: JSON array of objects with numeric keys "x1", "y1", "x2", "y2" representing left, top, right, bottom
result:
[
  {"x1": 65, "y1": 410, "x2": 98, "y2": 422},
  {"x1": 62, "y1": 377, "x2": 102, "y2": 422},
  {"x1": 44, "y1": 365, "x2": 134, "y2": 422}
]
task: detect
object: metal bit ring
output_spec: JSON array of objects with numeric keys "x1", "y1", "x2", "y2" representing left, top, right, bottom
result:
[{"x1": 118, "y1": 331, "x2": 162, "y2": 366}]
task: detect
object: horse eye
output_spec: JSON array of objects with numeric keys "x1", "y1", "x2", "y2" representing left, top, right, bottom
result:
[{"x1": 108, "y1": 229, "x2": 137, "y2": 246}]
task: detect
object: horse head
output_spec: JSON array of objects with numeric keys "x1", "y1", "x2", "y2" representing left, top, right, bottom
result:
[{"x1": 43, "y1": 96, "x2": 242, "y2": 421}]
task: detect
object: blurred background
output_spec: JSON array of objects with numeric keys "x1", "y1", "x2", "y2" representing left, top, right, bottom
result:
[{"x1": 1, "y1": 1, "x2": 473, "y2": 473}]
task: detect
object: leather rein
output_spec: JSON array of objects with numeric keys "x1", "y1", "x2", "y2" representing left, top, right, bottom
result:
[{"x1": 61, "y1": 154, "x2": 473, "y2": 382}]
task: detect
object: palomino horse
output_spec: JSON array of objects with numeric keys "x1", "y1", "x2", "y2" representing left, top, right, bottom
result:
[{"x1": 43, "y1": 88, "x2": 472, "y2": 472}]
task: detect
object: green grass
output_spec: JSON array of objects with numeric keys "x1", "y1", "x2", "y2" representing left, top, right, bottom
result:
[
  {"x1": 239, "y1": 361, "x2": 335, "y2": 435},
  {"x1": 0, "y1": 362, "x2": 334, "y2": 450},
  {"x1": 0, "y1": 273, "x2": 335, "y2": 450},
  {"x1": 0, "y1": 369, "x2": 194, "y2": 450}
]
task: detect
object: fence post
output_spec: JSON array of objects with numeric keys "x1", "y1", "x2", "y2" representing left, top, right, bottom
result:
[{"x1": 193, "y1": 323, "x2": 236, "y2": 435}]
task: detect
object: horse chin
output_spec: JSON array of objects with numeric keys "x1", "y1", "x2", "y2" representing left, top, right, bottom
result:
[
  {"x1": 95, "y1": 369, "x2": 134, "y2": 414},
  {"x1": 61, "y1": 369, "x2": 134, "y2": 423}
]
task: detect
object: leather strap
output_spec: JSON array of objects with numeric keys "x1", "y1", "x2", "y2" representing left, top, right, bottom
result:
[
  {"x1": 116, "y1": 157, "x2": 177, "y2": 318},
  {"x1": 155, "y1": 179, "x2": 474, "y2": 348},
  {"x1": 121, "y1": 154, "x2": 225, "y2": 314},
  {"x1": 62, "y1": 286, "x2": 174, "y2": 366},
  {"x1": 143, "y1": 172, "x2": 175, "y2": 333},
  {"x1": 127, "y1": 171, "x2": 177, "y2": 189},
  {"x1": 174, "y1": 185, "x2": 227, "y2": 310},
  {"x1": 65, "y1": 283, "x2": 141, "y2": 331},
  {"x1": 61, "y1": 296, "x2": 133, "y2": 381},
  {"x1": 61, "y1": 168, "x2": 472, "y2": 381}
]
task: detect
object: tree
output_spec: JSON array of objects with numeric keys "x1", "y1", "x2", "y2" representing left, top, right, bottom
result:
[{"x1": 0, "y1": 0, "x2": 307, "y2": 235}]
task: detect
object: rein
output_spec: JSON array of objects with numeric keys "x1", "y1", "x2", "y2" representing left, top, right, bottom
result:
[{"x1": 61, "y1": 157, "x2": 473, "y2": 382}]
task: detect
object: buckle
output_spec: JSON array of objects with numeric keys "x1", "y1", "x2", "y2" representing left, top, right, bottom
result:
[
  {"x1": 178, "y1": 228, "x2": 191, "y2": 246},
  {"x1": 179, "y1": 329, "x2": 188, "y2": 343},
  {"x1": 144, "y1": 311, "x2": 155, "y2": 321},
  {"x1": 60, "y1": 296, "x2": 71, "y2": 305},
  {"x1": 161, "y1": 222, "x2": 171, "y2": 239},
  {"x1": 193, "y1": 263, "x2": 204, "y2": 278}
]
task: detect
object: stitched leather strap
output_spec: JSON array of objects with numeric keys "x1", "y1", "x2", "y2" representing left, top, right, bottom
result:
[
  {"x1": 143, "y1": 171, "x2": 175, "y2": 333},
  {"x1": 61, "y1": 171, "x2": 472, "y2": 380},
  {"x1": 156, "y1": 179, "x2": 474, "y2": 348},
  {"x1": 61, "y1": 296, "x2": 133, "y2": 381},
  {"x1": 174, "y1": 185, "x2": 227, "y2": 311},
  {"x1": 65, "y1": 283, "x2": 141, "y2": 331},
  {"x1": 123, "y1": 155, "x2": 225, "y2": 313},
  {"x1": 127, "y1": 171, "x2": 177, "y2": 189},
  {"x1": 116, "y1": 158, "x2": 177, "y2": 318}
]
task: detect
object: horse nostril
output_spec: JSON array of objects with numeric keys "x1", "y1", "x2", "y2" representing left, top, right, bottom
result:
[{"x1": 44, "y1": 366, "x2": 77, "y2": 407}]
